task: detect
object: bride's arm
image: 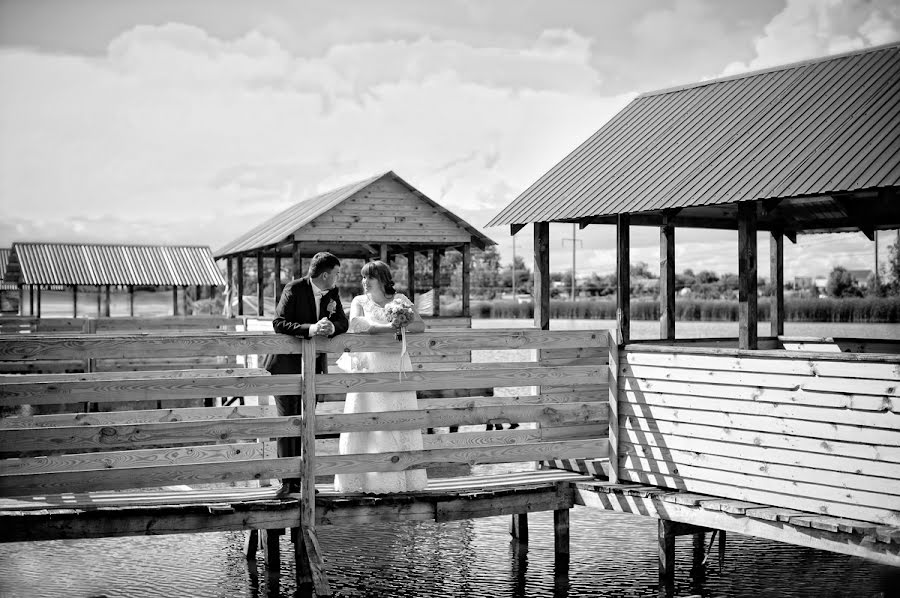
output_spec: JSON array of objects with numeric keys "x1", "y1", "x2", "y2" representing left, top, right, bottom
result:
[
  {"x1": 400, "y1": 293, "x2": 425, "y2": 333},
  {"x1": 347, "y1": 296, "x2": 374, "y2": 333}
]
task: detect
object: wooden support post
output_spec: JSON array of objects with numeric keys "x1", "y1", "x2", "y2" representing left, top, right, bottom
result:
[
  {"x1": 738, "y1": 202, "x2": 758, "y2": 350},
  {"x1": 296, "y1": 338, "x2": 317, "y2": 590},
  {"x1": 256, "y1": 253, "x2": 265, "y2": 317},
  {"x1": 406, "y1": 249, "x2": 416, "y2": 301},
  {"x1": 29, "y1": 285, "x2": 34, "y2": 316},
  {"x1": 274, "y1": 253, "x2": 283, "y2": 304},
  {"x1": 718, "y1": 530, "x2": 726, "y2": 569},
  {"x1": 72, "y1": 285, "x2": 78, "y2": 317},
  {"x1": 692, "y1": 532, "x2": 706, "y2": 571},
  {"x1": 18, "y1": 286, "x2": 24, "y2": 316},
  {"x1": 607, "y1": 336, "x2": 620, "y2": 483},
  {"x1": 243, "y1": 529, "x2": 259, "y2": 560},
  {"x1": 660, "y1": 214, "x2": 675, "y2": 340},
  {"x1": 104, "y1": 285, "x2": 111, "y2": 317},
  {"x1": 770, "y1": 228, "x2": 784, "y2": 337},
  {"x1": 225, "y1": 258, "x2": 234, "y2": 318},
  {"x1": 431, "y1": 250, "x2": 441, "y2": 316},
  {"x1": 181, "y1": 285, "x2": 190, "y2": 316},
  {"x1": 172, "y1": 285, "x2": 178, "y2": 316},
  {"x1": 461, "y1": 242, "x2": 471, "y2": 318},
  {"x1": 617, "y1": 214, "x2": 630, "y2": 345},
  {"x1": 534, "y1": 222, "x2": 550, "y2": 331},
  {"x1": 96, "y1": 285, "x2": 101, "y2": 317},
  {"x1": 128, "y1": 285, "x2": 135, "y2": 317},
  {"x1": 380, "y1": 244, "x2": 388, "y2": 263},
  {"x1": 659, "y1": 519, "x2": 676, "y2": 596},
  {"x1": 260, "y1": 528, "x2": 281, "y2": 569},
  {"x1": 82, "y1": 318, "x2": 97, "y2": 411},
  {"x1": 236, "y1": 255, "x2": 245, "y2": 317},
  {"x1": 36, "y1": 285, "x2": 41, "y2": 318},
  {"x1": 293, "y1": 242, "x2": 302, "y2": 279},
  {"x1": 510, "y1": 513, "x2": 528, "y2": 542},
  {"x1": 554, "y1": 508, "x2": 570, "y2": 558}
]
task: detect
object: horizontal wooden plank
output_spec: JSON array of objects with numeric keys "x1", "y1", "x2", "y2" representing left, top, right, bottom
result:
[
  {"x1": 618, "y1": 469, "x2": 900, "y2": 526},
  {"x1": 416, "y1": 393, "x2": 603, "y2": 410},
  {"x1": 0, "y1": 442, "x2": 274, "y2": 475},
  {"x1": 316, "y1": 365, "x2": 605, "y2": 394},
  {"x1": 620, "y1": 389, "x2": 899, "y2": 428},
  {"x1": 0, "y1": 416, "x2": 303, "y2": 453},
  {"x1": 623, "y1": 344, "x2": 900, "y2": 364},
  {"x1": 0, "y1": 361, "x2": 84, "y2": 374},
  {"x1": 436, "y1": 484, "x2": 574, "y2": 522},
  {"x1": 0, "y1": 405, "x2": 276, "y2": 429},
  {"x1": 0, "y1": 373, "x2": 302, "y2": 407},
  {"x1": 320, "y1": 329, "x2": 610, "y2": 354},
  {"x1": 621, "y1": 444, "x2": 899, "y2": 497},
  {"x1": 620, "y1": 415, "x2": 900, "y2": 464},
  {"x1": 0, "y1": 367, "x2": 266, "y2": 385},
  {"x1": 621, "y1": 364, "x2": 899, "y2": 396},
  {"x1": 622, "y1": 349, "x2": 900, "y2": 380},
  {"x1": 316, "y1": 438, "x2": 608, "y2": 475},
  {"x1": 318, "y1": 402, "x2": 607, "y2": 434},
  {"x1": 620, "y1": 376, "x2": 898, "y2": 411},
  {"x1": 422, "y1": 427, "x2": 606, "y2": 450},
  {"x1": 619, "y1": 404, "x2": 900, "y2": 446}
]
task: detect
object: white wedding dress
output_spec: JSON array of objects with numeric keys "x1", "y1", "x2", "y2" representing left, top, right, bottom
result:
[{"x1": 333, "y1": 294, "x2": 428, "y2": 494}]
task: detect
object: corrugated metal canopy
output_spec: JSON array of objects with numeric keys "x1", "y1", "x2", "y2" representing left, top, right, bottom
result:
[
  {"x1": 0, "y1": 248, "x2": 16, "y2": 290},
  {"x1": 4, "y1": 243, "x2": 225, "y2": 286},
  {"x1": 214, "y1": 170, "x2": 495, "y2": 257},
  {"x1": 488, "y1": 42, "x2": 900, "y2": 231}
]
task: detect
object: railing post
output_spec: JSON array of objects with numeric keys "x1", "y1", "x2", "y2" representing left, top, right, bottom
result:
[
  {"x1": 607, "y1": 331, "x2": 619, "y2": 483},
  {"x1": 297, "y1": 338, "x2": 317, "y2": 590}
]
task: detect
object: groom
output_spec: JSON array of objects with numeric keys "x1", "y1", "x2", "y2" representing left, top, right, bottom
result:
[{"x1": 264, "y1": 251, "x2": 349, "y2": 496}]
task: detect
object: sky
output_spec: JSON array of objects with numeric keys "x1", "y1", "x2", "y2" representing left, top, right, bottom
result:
[{"x1": 1, "y1": 0, "x2": 898, "y2": 282}]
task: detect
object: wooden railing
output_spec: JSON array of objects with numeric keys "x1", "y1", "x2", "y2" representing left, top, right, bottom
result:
[
  {"x1": 0, "y1": 328, "x2": 614, "y2": 502},
  {"x1": 619, "y1": 344, "x2": 900, "y2": 526}
]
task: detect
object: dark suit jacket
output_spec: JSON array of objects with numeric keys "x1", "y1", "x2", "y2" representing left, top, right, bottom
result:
[{"x1": 263, "y1": 277, "x2": 349, "y2": 375}]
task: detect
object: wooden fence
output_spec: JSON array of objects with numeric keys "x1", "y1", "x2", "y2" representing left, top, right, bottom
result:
[{"x1": 618, "y1": 344, "x2": 900, "y2": 526}]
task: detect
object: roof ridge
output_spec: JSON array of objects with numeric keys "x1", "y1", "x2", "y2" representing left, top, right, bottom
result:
[
  {"x1": 10, "y1": 242, "x2": 214, "y2": 249},
  {"x1": 637, "y1": 40, "x2": 900, "y2": 99}
]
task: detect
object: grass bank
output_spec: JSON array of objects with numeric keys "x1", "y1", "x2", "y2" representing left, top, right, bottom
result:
[{"x1": 460, "y1": 297, "x2": 900, "y2": 323}]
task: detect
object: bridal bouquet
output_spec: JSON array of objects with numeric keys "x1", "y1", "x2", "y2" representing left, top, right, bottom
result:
[{"x1": 385, "y1": 295, "x2": 415, "y2": 341}]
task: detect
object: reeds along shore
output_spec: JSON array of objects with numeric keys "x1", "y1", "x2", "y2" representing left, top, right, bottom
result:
[{"x1": 461, "y1": 297, "x2": 900, "y2": 322}]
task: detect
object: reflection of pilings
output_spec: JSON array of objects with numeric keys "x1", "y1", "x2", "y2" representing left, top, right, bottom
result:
[
  {"x1": 658, "y1": 520, "x2": 675, "y2": 597},
  {"x1": 554, "y1": 509, "x2": 570, "y2": 598},
  {"x1": 510, "y1": 513, "x2": 528, "y2": 543}
]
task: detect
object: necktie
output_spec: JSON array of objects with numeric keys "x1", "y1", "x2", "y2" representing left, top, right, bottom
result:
[{"x1": 313, "y1": 288, "x2": 326, "y2": 319}]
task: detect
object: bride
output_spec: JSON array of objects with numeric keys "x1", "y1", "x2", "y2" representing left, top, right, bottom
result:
[{"x1": 333, "y1": 260, "x2": 428, "y2": 494}]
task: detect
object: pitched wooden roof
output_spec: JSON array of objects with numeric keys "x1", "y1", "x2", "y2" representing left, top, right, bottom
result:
[
  {"x1": 0, "y1": 248, "x2": 16, "y2": 290},
  {"x1": 214, "y1": 171, "x2": 495, "y2": 258},
  {"x1": 3, "y1": 243, "x2": 225, "y2": 286},
  {"x1": 489, "y1": 42, "x2": 900, "y2": 233}
]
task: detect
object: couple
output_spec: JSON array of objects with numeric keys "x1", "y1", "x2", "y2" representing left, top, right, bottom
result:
[{"x1": 264, "y1": 252, "x2": 428, "y2": 496}]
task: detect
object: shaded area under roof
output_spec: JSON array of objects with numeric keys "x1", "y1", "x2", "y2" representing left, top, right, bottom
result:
[
  {"x1": 0, "y1": 249, "x2": 16, "y2": 290},
  {"x1": 4, "y1": 243, "x2": 225, "y2": 286},
  {"x1": 489, "y1": 42, "x2": 900, "y2": 233},
  {"x1": 214, "y1": 170, "x2": 495, "y2": 259}
]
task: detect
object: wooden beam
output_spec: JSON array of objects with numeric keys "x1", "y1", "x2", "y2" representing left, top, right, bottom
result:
[
  {"x1": 256, "y1": 253, "x2": 264, "y2": 317},
  {"x1": 461, "y1": 242, "x2": 471, "y2": 318},
  {"x1": 236, "y1": 255, "x2": 245, "y2": 317},
  {"x1": 578, "y1": 216, "x2": 596, "y2": 230},
  {"x1": 510, "y1": 223, "x2": 526, "y2": 235},
  {"x1": 770, "y1": 229, "x2": 785, "y2": 336},
  {"x1": 431, "y1": 250, "x2": 441, "y2": 316},
  {"x1": 785, "y1": 230, "x2": 798, "y2": 244},
  {"x1": 406, "y1": 249, "x2": 416, "y2": 301},
  {"x1": 738, "y1": 202, "x2": 758, "y2": 350},
  {"x1": 617, "y1": 214, "x2": 630, "y2": 345},
  {"x1": 659, "y1": 213, "x2": 675, "y2": 341},
  {"x1": 534, "y1": 222, "x2": 550, "y2": 330},
  {"x1": 762, "y1": 198, "x2": 783, "y2": 215}
]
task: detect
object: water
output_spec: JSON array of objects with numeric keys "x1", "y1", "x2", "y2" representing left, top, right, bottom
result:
[{"x1": 2, "y1": 320, "x2": 898, "y2": 597}]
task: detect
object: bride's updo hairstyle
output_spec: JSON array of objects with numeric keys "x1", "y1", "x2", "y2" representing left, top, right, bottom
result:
[{"x1": 361, "y1": 260, "x2": 396, "y2": 295}]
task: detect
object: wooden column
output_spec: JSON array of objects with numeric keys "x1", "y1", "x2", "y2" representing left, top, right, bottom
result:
[
  {"x1": 274, "y1": 253, "x2": 283, "y2": 304},
  {"x1": 128, "y1": 285, "x2": 135, "y2": 317},
  {"x1": 461, "y1": 242, "x2": 471, "y2": 317},
  {"x1": 431, "y1": 250, "x2": 441, "y2": 316},
  {"x1": 72, "y1": 285, "x2": 78, "y2": 317},
  {"x1": 18, "y1": 286, "x2": 24, "y2": 316},
  {"x1": 510, "y1": 513, "x2": 528, "y2": 542},
  {"x1": 534, "y1": 222, "x2": 550, "y2": 331},
  {"x1": 293, "y1": 242, "x2": 302, "y2": 278},
  {"x1": 236, "y1": 255, "x2": 245, "y2": 316},
  {"x1": 225, "y1": 258, "x2": 234, "y2": 318},
  {"x1": 406, "y1": 250, "x2": 416, "y2": 300},
  {"x1": 96, "y1": 285, "x2": 101, "y2": 317},
  {"x1": 181, "y1": 285, "x2": 190, "y2": 316},
  {"x1": 770, "y1": 228, "x2": 784, "y2": 337},
  {"x1": 171, "y1": 285, "x2": 178, "y2": 316},
  {"x1": 659, "y1": 214, "x2": 675, "y2": 340},
  {"x1": 617, "y1": 214, "x2": 630, "y2": 344},
  {"x1": 29, "y1": 285, "x2": 34, "y2": 315},
  {"x1": 738, "y1": 202, "x2": 758, "y2": 350},
  {"x1": 104, "y1": 285, "x2": 111, "y2": 317},
  {"x1": 659, "y1": 519, "x2": 676, "y2": 596},
  {"x1": 607, "y1": 338, "x2": 620, "y2": 484},
  {"x1": 256, "y1": 253, "x2": 265, "y2": 317},
  {"x1": 36, "y1": 285, "x2": 41, "y2": 318},
  {"x1": 260, "y1": 529, "x2": 280, "y2": 569},
  {"x1": 380, "y1": 244, "x2": 388, "y2": 263},
  {"x1": 554, "y1": 509, "x2": 570, "y2": 559},
  {"x1": 297, "y1": 339, "x2": 318, "y2": 591}
]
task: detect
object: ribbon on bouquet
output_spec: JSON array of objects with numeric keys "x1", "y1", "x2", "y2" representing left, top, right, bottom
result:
[{"x1": 398, "y1": 326, "x2": 409, "y2": 381}]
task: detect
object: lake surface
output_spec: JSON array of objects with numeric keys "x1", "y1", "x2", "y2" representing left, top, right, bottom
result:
[{"x1": 2, "y1": 319, "x2": 898, "y2": 597}]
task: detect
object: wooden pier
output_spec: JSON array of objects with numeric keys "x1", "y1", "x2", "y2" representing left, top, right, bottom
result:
[{"x1": 1, "y1": 326, "x2": 898, "y2": 596}]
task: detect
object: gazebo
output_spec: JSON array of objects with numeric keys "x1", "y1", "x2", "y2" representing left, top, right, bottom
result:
[
  {"x1": 214, "y1": 170, "x2": 496, "y2": 318},
  {"x1": 488, "y1": 42, "x2": 900, "y2": 347},
  {"x1": 3, "y1": 242, "x2": 225, "y2": 317}
]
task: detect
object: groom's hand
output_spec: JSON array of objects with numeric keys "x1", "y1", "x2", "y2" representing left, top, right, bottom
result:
[{"x1": 313, "y1": 318, "x2": 334, "y2": 337}]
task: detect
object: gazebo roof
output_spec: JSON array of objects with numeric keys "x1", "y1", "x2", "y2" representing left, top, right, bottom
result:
[
  {"x1": 488, "y1": 42, "x2": 900, "y2": 235},
  {"x1": 0, "y1": 248, "x2": 16, "y2": 290},
  {"x1": 215, "y1": 171, "x2": 495, "y2": 259},
  {"x1": 3, "y1": 243, "x2": 225, "y2": 287}
]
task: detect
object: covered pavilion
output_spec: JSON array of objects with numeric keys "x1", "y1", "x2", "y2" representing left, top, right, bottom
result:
[
  {"x1": 2, "y1": 242, "x2": 224, "y2": 317},
  {"x1": 488, "y1": 42, "x2": 900, "y2": 347},
  {"x1": 214, "y1": 170, "x2": 496, "y2": 318}
]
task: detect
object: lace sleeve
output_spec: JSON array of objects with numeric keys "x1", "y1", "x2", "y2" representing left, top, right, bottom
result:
[{"x1": 348, "y1": 295, "x2": 373, "y2": 333}]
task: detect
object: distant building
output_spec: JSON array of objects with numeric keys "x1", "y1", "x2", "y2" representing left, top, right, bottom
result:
[{"x1": 847, "y1": 269, "x2": 874, "y2": 288}]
